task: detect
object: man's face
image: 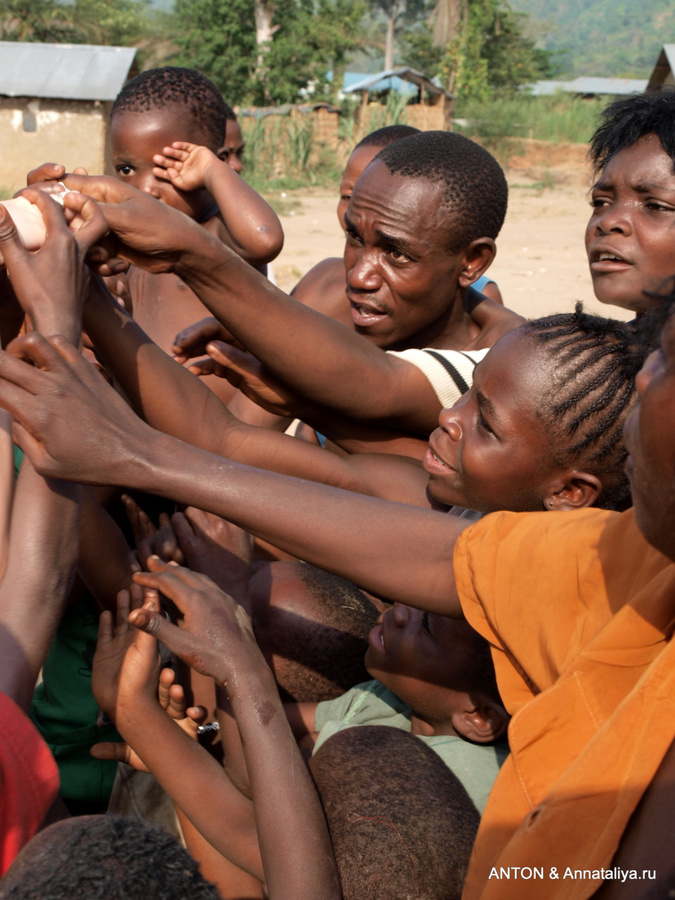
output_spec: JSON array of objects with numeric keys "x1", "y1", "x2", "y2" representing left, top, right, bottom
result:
[
  {"x1": 111, "y1": 109, "x2": 212, "y2": 220},
  {"x1": 343, "y1": 161, "x2": 467, "y2": 350},
  {"x1": 623, "y1": 308, "x2": 675, "y2": 560},
  {"x1": 585, "y1": 135, "x2": 675, "y2": 312}
]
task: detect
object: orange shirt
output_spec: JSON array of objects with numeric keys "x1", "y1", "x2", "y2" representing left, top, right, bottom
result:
[{"x1": 454, "y1": 508, "x2": 675, "y2": 900}]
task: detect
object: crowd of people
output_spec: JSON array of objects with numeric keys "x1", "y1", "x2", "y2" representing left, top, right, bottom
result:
[{"x1": 0, "y1": 67, "x2": 675, "y2": 899}]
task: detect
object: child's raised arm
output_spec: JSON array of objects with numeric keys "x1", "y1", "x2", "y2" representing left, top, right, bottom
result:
[
  {"x1": 153, "y1": 142, "x2": 283, "y2": 266},
  {"x1": 95, "y1": 566, "x2": 341, "y2": 899}
]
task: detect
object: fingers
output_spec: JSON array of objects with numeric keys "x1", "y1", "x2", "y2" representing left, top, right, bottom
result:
[
  {"x1": 115, "y1": 589, "x2": 131, "y2": 632},
  {"x1": 90, "y1": 741, "x2": 133, "y2": 762},
  {"x1": 186, "y1": 357, "x2": 219, "y2": 377},
  {"x1": 172, "y1": 316, "x2": 226, "y2": 361},
  {"x1": 96, "y1": 609, "x2": 114, "y2": 649},
  {"x1": 26, "y1": 162, "x2": 66, "y2": 186},
  {"x1": 61, "y1": 191, "x2": 110, "y2": 253},
  {"x1": 62, "y1": 173, "x2": 124, "y2": 204}
]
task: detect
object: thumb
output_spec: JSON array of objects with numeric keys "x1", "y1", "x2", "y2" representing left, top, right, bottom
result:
[{"x1": 0, "y1": 202, "x2": 24, "y2": 256}]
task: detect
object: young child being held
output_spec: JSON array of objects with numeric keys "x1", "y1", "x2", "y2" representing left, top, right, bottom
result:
[{"x1": 109, "y1": 66, "x2": 283, "y2": 404}]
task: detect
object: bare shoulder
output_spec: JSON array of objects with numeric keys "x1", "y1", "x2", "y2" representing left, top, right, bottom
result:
[{"x1": 291, "y1": 258, "x2": 351, "y2": 324}]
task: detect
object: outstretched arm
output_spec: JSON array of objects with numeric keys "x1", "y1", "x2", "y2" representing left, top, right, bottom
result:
[
  {"x1": 80, "y1": 281, "x2": 432, "y2": 505},
  {"x1": 0, "y1": 194, "x2": 97, "y2": 709},
  {"x1": 62, "y1": 175, "x2": 448, "y2": 434},
  {"x1": 0, "y1": 334, "x2": 465, "y2": 615}
]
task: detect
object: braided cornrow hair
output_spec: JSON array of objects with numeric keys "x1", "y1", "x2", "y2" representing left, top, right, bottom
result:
[{"x1": 523, "y1": 304, "x2": 652, "y2": 511}]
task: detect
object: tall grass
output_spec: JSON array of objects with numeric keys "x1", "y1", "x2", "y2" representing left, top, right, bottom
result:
[
  {"x1": 455, "y1": 94, "x2": 609, "y2": 145},
  {"x1": 242, "y1": 114, "x2": 343, "y2": 193}
]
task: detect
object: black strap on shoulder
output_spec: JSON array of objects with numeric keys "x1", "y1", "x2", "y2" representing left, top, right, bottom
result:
[{"x1": 423, "y1": 350, "x2": 476, "y2": 396}]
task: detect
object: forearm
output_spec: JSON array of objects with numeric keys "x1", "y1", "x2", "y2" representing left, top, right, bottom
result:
[
  {"x1": 116, "y1": 701, "x2": 264, "y2": 880},
  {"x1": 229, "y1": 666, "x2": 340, "y2": 900},
  {"x1": 77, "y1": 489, "x2": 133, "y2": 613},
  {"x1": 122, "y1": 430, "x2": 463, "y2": 613},
  {"x1": 203, "y1": 166, "x2": 283, "y2": 266},
  {"x1": 0, "y1": 461, "x2": 81, "y2": 709},
  {"x1": 83, "y1": 279, "x2": 238, "y2": 453}
]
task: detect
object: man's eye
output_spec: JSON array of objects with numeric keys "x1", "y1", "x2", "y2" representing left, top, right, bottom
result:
[{"x1": 116, "y1": 165, "x2": 133, "y2": 176}]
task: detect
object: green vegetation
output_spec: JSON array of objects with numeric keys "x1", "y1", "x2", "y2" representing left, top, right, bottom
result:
[
  {"x1": 403, "y1": 0, "x2": 553, "y2": 102},
  {"x1": 456, "y1": 93, "x2": 608, "y2": 144},
  {"x1": 510, "y1": 0, "x2": 672, "y2": 78}
]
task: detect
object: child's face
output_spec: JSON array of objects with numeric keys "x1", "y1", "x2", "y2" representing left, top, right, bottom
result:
[
  {"x1": 337, "y1": 145, "x2": 381, "y2": 232},
  {"x1": 585, "y1": 135, "x2": 675, "y2": 312},
  {"x1": 111, "y1": 110, "x2": 213, "y2": 220},
  {"x1": 623, "y1": 308, "x2": 675, "y2": 561},
  {"x1": 221, "y1": 119, "x2": 245, "y2": 174},
  {"x1": 365, "y1": 603, "x2": 486, "y2": 730},
  {"x1": 423, "y1": 329, "x2": 559, "y2": 513}
]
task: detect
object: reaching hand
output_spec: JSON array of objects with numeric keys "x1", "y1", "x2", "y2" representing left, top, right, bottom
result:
[
  {"x1": 153, "y1": 142, "x2": 218, "y2": 194},
  {"x1": 91, "y1": 666, "x2": 207, "y2": 772},
  {"x1": 130, "y1": 557, "x2": 267, "y2": 690},
  {"x1": 123, "y1": 495, "x2": 185, "y2": 568},
  {"x1": 62, "y1": 173, "x2": 216, "y2": 275},
  {"x1": 202, "y1": 342, "x2": 304, "y2": 417},
  {"x1": 172, "y1": 316, "x2": 238, "y2": 364},
  {"x1": 91, "y1": 587, "x2": 160, "y2": 722},
  {"x1": 0, "y1": 189, "x2": 108, "y2": 341},
  {"x1": 171, "y1": 507, "x2": 252, "y2": 600},
  {"x1": 0, "y1": 332, "x2": 155, "y2": 484}
]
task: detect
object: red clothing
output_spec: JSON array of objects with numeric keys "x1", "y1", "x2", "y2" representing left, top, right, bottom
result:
[
  {"x1": 0, "y1": 692, "x2": 59, "y2": 874},
  {"x1": 454, "y1": 508, "x2": 675, "y2": 900}
]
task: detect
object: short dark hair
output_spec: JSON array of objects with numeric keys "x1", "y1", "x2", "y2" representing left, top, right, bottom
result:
[
  {"x1": 523, "y1": 304, "x2": 652, "y2": 511},
  {"x1": 589, "y1": 87, "x2": 675, "y2": 174},
  {"x1": 356, "y1": 124, "x2": 420, "y2": 150},
  {"x1": 112, "y1": 67, "x2": 230, "y2": 152},
  {"x1": 0, "y1": 815, "x2": 221, "y2": 899},
  {"x1": 310, "y1": 726, "x2": 480, "y2": 900},
  {"x1": 250, "y1": 562, "x2": 380, "y2": 702},
  {"x1": 375, "y1": 131, "x2": 508, "y2": 251}
]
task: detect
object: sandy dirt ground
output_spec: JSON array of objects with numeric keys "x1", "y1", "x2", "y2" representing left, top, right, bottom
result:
[{"x1": 270, "y1": 144, "x2": 634, "y2": 324}]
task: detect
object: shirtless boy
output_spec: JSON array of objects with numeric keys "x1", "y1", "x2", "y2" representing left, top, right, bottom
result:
[{"x1": 109, "y1": 66, "x2": 283, "y2": 404}]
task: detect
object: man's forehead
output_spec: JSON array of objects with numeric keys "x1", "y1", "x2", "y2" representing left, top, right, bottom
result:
[
  {"x1": 349, "y1": 162, "x2": 448, "y2": 236},
  {"x1": 352, "y1": 161, "x2": 443, "y2": 206}
]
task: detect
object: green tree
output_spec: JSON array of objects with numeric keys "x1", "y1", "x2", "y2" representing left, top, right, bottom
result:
[
  {"x1": 172, "y1": 0, "x2": 366, "y2": 105},
  {"x1": 402, "y1": 0, "x2": 551, "y2": 100},
  {"x1": 172, "y1": 0, "x2": 256, "y2": 102},
  {"x1": 0, "y1": 0, "x2": 78, "y2": 41}
]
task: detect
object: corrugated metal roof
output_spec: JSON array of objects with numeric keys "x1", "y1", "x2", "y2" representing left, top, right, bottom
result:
[
  {"x1": 0, "y1": 41, "x2": 136, "y2": 101},
  {"x1": 344, "y1": 67, "x2": 453, "y2": 100},
  {"x1": 528, "y1": 77, "x2": 647, "y2": 97}
]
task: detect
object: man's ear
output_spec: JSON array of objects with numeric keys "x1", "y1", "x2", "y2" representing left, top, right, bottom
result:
[
  {"x1": 452, "y1": 698, "x2": 509, "y2": 744},
  {"x1": 544, "y1": 471, "x2": 602, "y2": 511},
  {"x1": 458, "y1": 238, "x2": 497, "y2": 287}
]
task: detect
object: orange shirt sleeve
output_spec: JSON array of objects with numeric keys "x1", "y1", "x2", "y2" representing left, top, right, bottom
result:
[{"x1": 453, "y1": 507, "x2": 668, "y2": 715}]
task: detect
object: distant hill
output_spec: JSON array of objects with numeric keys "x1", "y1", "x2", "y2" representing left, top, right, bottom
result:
[{"x1": 510, "y1": 0, "x2": 674, "y2": 78}]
